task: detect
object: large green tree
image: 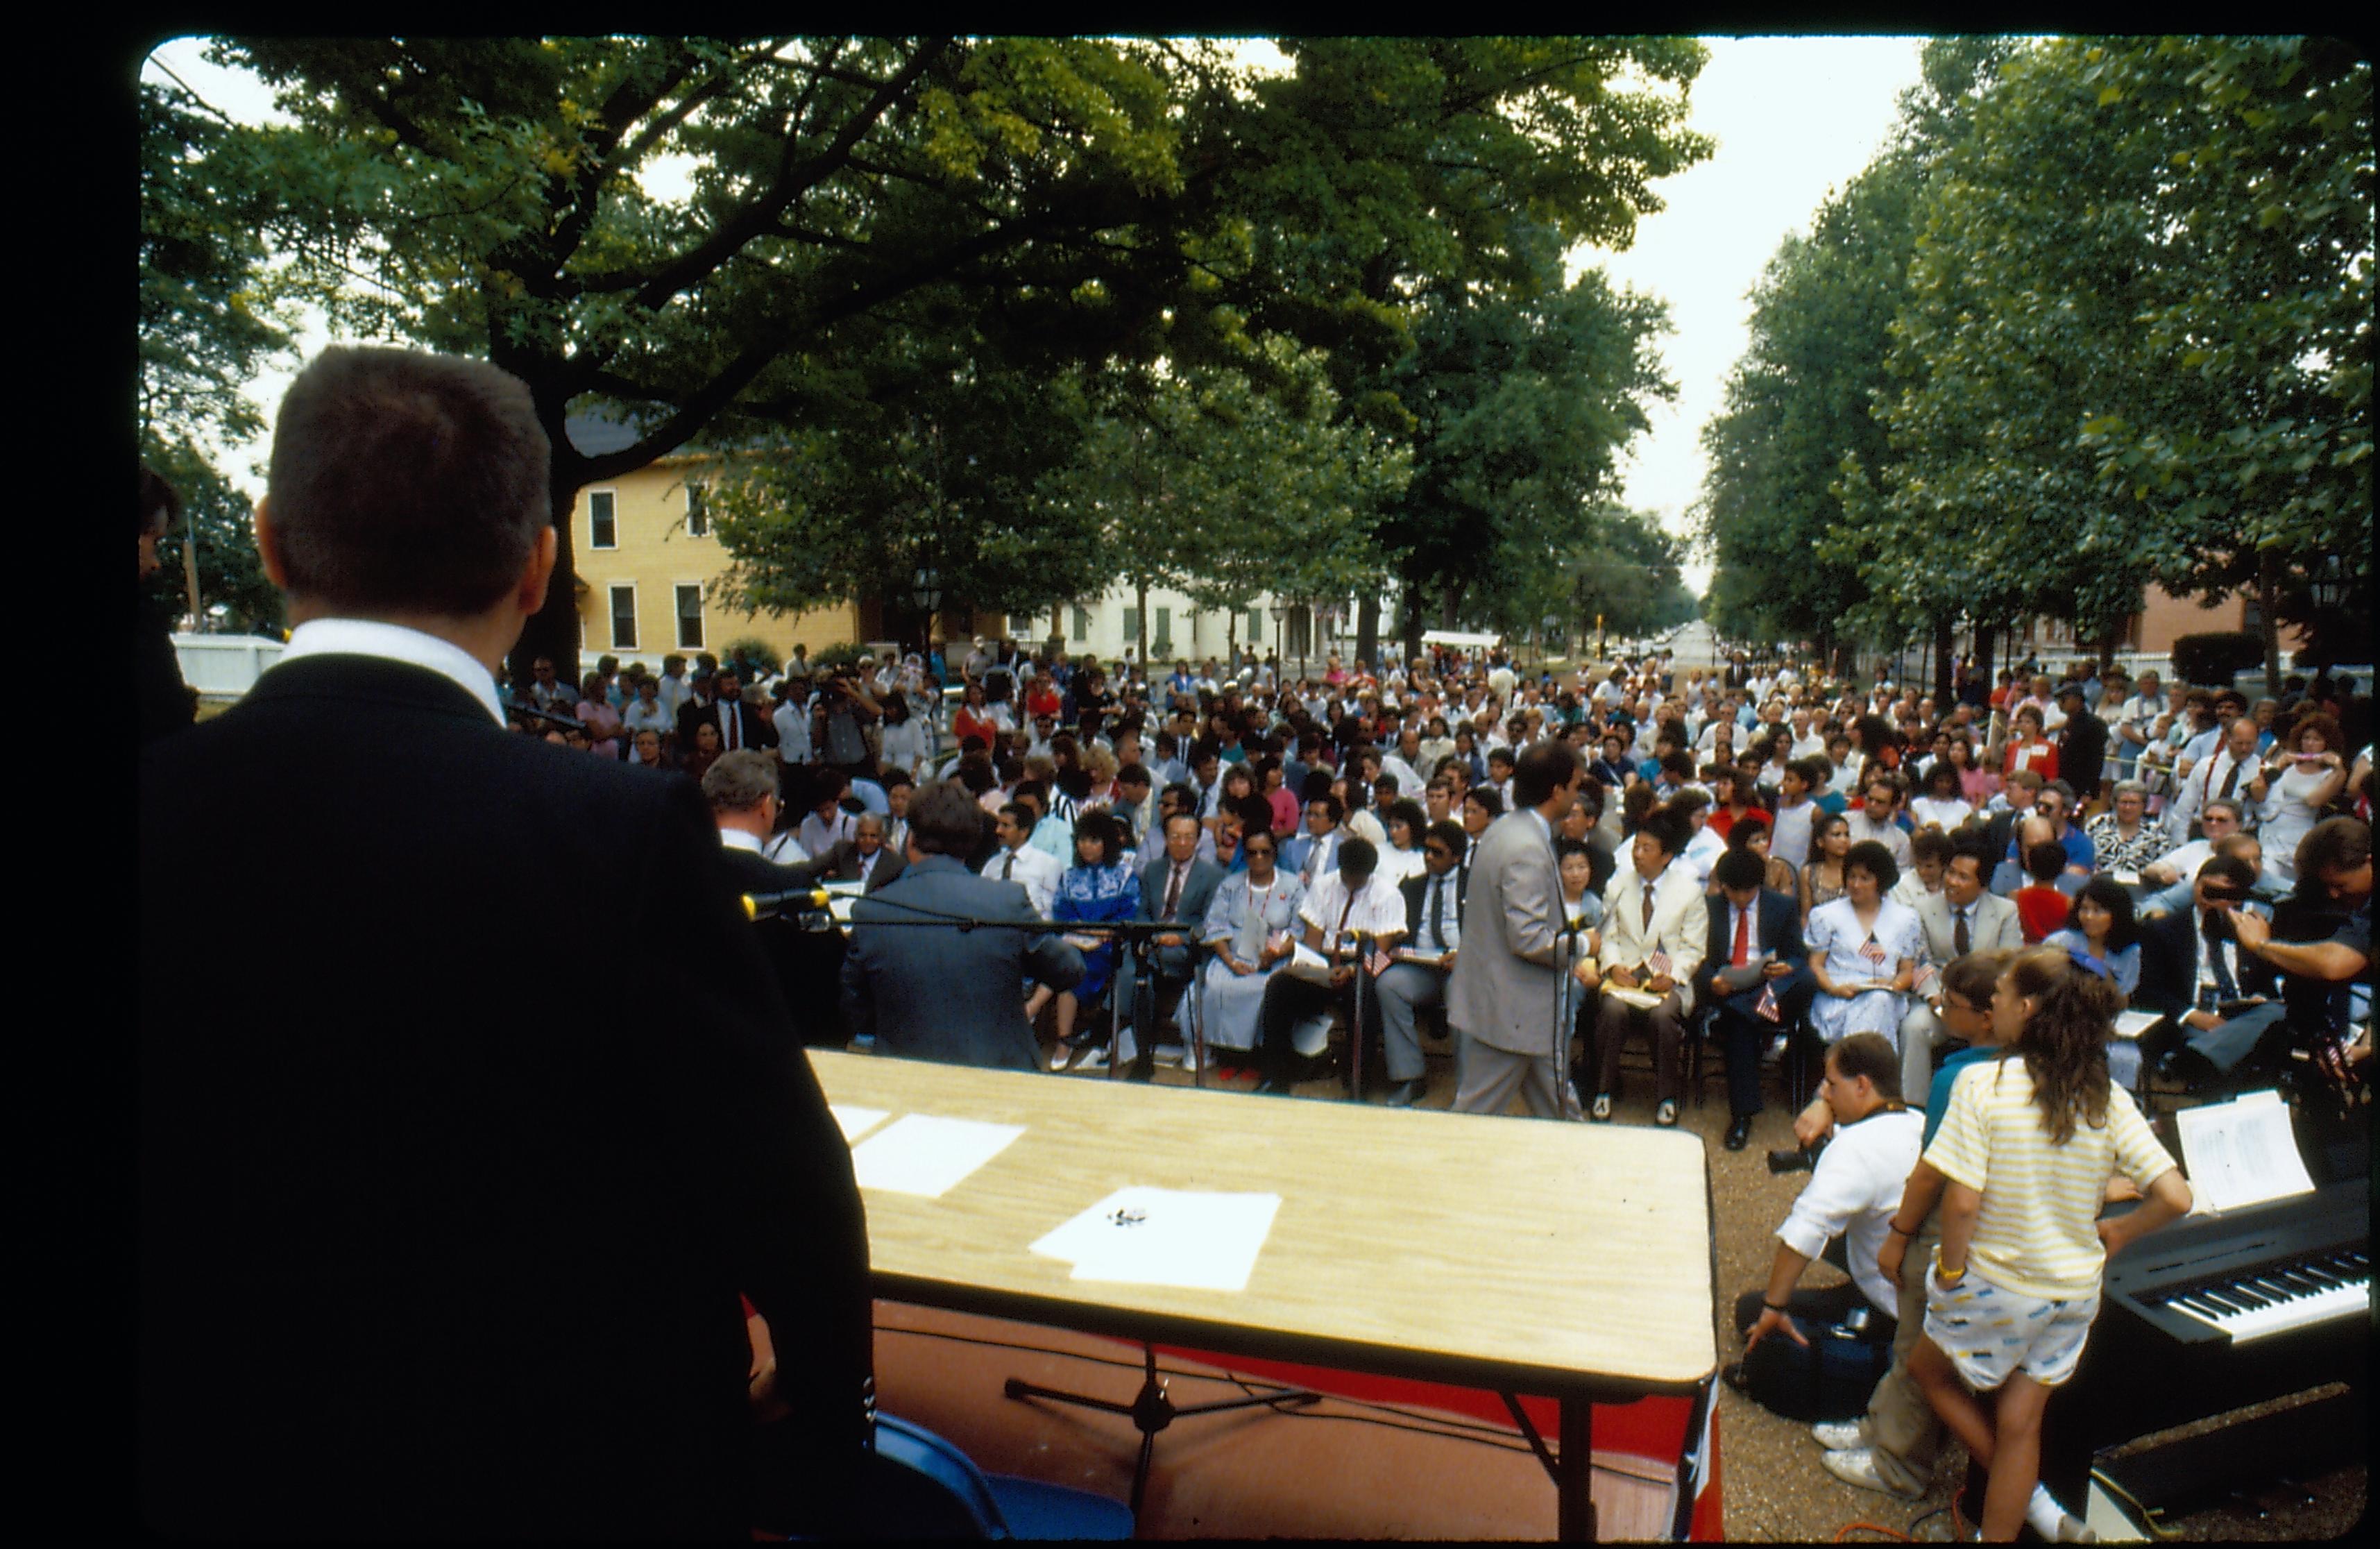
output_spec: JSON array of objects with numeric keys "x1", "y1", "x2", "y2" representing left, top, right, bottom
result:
[
  {"x1": 200, "y1": 36, "x2": 1711, "y2": 685},
  {"x1": 139, "y1": 65, "x2": 297, "y2": 633}
]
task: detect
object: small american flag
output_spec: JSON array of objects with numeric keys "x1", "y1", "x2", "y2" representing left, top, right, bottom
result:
[
  {"x1": 1755, "y1": 983, "x2": 1782, "y2": 1022},
  {"x1": 1648, "y1": 949, "x2": 1673, "y2": 977},
  {"x1": 1367, "y1": 949, "x2": 1394, "y2": 979},
  {"x1": 1858, "y1": 936, "x2": 1889, "y2": 968}
]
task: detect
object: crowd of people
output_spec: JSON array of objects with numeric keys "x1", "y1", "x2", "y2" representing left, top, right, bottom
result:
[{"x1": 142, "y1": 341, "x2": 2372, "y2": 1541}]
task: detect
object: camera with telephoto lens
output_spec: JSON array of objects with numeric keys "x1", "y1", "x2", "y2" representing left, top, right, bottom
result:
[{"x1": 1767, "y1": 1137, "x2": 1828, "y2": 1176}]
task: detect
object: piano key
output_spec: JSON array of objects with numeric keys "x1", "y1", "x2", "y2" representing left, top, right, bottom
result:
[{"x1": 2169, "y1": 1277, "x2": 2369, "y2": 1343}]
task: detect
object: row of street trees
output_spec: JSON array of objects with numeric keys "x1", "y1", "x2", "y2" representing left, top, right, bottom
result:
[
  {"x1": 140, "y1": 37, "x2": 1715, "y2": 677},
  {"x1": 1699, "y1": 36, "x2": 2372, "y2": 695}
]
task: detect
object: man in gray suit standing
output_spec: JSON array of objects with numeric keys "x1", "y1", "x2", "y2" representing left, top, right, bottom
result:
[
  {"x1": 842, "y1": 782, "x2": 1087, "y2": 1071},
  {"x1": 1896, "y1": 838, "x2": 2023, "y2": 1101},
  {"x1": 1448, "y1": 740, "x2": 1589, "y2": 1119}
]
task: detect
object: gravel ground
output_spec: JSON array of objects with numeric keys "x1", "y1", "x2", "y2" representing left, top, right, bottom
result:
[{"x1": 1135, "y1": 1029, "x2": 2365, "y2": 1540}]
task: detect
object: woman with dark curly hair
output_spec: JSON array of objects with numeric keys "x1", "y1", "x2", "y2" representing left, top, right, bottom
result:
[{"x1": 1883, "y1": 947, "x2": 2190, "y2": 1543}]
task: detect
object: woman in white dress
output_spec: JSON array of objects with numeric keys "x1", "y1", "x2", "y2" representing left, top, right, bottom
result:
[
  {"x1": 1806, "y1": 840, "x2": 1921, "y2": 1047},
  {"x1": 1377, "y1": 799, "x2": 1430, "y2": 886},
  {"x1": 1907, "y1": 759, "x2": 1975, "y2": 833},
  {"x1": 2258, "y1": 712, "x2": 2349, "y2": 886},
  {"x1": 1195, "y1": 831, "x2": 1318, "y2": 1057}
]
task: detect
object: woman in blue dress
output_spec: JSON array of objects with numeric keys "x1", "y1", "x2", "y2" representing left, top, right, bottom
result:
[
  {"x1": 1806, "y1": 840, "x2": 1923, "y2": 1047},
  {"x1": 2043, "y1": 876, "x2": 2145, "y2": 1090},
  {"x1": 1046, "y1": 811, "x2": 1141, "y2": 1056}
]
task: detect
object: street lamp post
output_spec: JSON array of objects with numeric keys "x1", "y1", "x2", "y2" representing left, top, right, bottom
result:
[
  {"x1": 1269, "y1": 599, "x2": 1286, "y2": 685},
  {"x1": 909, "y1": 566, "x2": 942, "y2": 663}
]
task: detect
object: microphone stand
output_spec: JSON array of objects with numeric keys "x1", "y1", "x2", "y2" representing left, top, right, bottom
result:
[{"x1": 1556, "y1": 911, "x2": 1584, "y2": 1121}]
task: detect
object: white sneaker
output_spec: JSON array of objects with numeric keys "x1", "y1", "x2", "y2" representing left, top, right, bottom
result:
[
  {"x1": 1820, "y1": 1446, "x2": 1923, "y2": 1500},
  {"x1": 2027, "y1": 1484, "x2": 2096, "y2": 1542},
  {"x1": 1810, "y1": 1418, "x2": 1867, "y2": 1451},
  {"x1": 1152, "y1": 1042, "x2": 1189, "y2": 1068}
]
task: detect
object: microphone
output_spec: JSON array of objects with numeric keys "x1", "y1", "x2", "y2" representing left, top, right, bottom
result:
[{"x1": 742, "y1": 887, "x2": 835, "y2": 922}]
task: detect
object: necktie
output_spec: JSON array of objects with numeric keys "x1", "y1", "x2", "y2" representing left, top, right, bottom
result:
[
  {"x1": 1164, "y1": 863, "x2": 1184, "y2": 917},
  {"x1": 2203, "y1": 913, "x2": 2238, "y2": 999},
  {"x1": 1954, "y1": 906, "x2": 1971, "y2": 958},
  {"x1": 1427, "y1": 874, "x2": 1445, "y2": 949},
  {"x1": 1732, "y1": 904, "x2": 1750, "y2": 967},
  {"x1": 1002, "y1": 854, "x2": 1015, "y2": 880},
  {"x1": 2217, "y1": 759, "x2": 2240, "y2": 802},
  {"x1": 1336, "y1": 888, "x2": 1357, "y2": 947},
  {"x1": 722, "y1": 707, "x2": 738, "y2": 750},
  {"x1": 1641, "y1": 881, "x2": 1656, "y2": 933}
]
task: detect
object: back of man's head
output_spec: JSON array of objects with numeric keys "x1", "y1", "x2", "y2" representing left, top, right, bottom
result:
[
  {"x1": 267, "y1": 347, "x2": 549, "y2": 615},
  {"x1": 910, "y1": 783, "x2": 989, "y2": 857},
  {"x1": 701, "y1": 750, "x2": 778, "y2": 815},
  {"x1": 1830, "y1": 1031, "x2": 1903, "y2": 1102},
  {"x1": 1511, "y1": 739, "x2": 1581, "y2": 809}
]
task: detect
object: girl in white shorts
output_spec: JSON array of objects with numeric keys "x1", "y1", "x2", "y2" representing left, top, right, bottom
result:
[{"x1": 1905, "y1": 947, "x2": 2192, "y2": 1541}]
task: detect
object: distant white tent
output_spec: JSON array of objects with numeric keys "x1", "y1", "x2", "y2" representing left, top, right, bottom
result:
[{"x1": 1420, "y1": 629, "x2": 1502, "y2": 650}]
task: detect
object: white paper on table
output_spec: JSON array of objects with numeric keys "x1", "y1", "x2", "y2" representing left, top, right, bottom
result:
[
  {"x1": 1030, "y1": 1186, "x2": 1283, "y2": 1292},
  {"x1": 2175, "y1": 1088, "x2": 2315, "y2": 1214},
  {"x1": 1603, "y1": 985, "x2": 1663, "y2": 1010},
  {"x1": 829, "y1": 1105, "x2": 891, "y2": 1143},
  {"x1": 2111, "y1": 1010, "x2": 2162, "y2": 1041},
  {"x1": 849, "y1": 1113, "x2": 1025, "y2": 1198}
]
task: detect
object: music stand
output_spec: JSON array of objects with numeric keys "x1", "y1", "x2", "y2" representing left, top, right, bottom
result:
[{"x1": 1003, "y1": 1343, "x2": 1320, "y2": 1522}]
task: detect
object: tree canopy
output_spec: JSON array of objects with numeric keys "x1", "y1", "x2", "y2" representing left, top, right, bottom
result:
[{"x1": 187, "y1": 35, "x2": 1712, "y2": 680}]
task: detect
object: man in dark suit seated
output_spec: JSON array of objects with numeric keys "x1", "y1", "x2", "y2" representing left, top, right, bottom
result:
[
  {"x1": 1113, "y1": 810, "x2": 1227, "y2": 1081},
  {"x1": 2136, "y1": 853, "x2": 2284, "y2": 1085},
  {"x1": 139, "y1": 346, "x2": 871, "y2": 1539},
  {"x1": 1371, "y1": 818, "x2": 1472, "y2": 1107},
  {"x1": 809, "y1": 810, "x2": 908, "y2": 892},
  {"x1": 706, "y1": 749, "x2": 851, "y2": 1048},
  {"x1": 682, "y1": 666, "x2": 778, "y2": 754},
  {"x1": 1701, "y1": 845, "x2": 1815, "y2": 1151},
  {"x1": 842, "y1": 781, "x2": 1087, "y2": 1071}
]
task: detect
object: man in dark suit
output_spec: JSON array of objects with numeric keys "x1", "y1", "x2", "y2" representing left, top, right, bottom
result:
[
  {"x1": 809, "y1": 810, "x2": 908, "y2": 892},
  {"x1": 683, "y1": 668, "x2": 779, "y2": 754},
  {"x1": 1114, "y1": 810, "x2": 1225, "y2": 1080},
  {"x1": 139, "y1": 347, "x2": 870, "y2": 1538},
  {"x1": 842, "y1": 781, "x2": 1087, "y2": 1070},
  {"x1": 1372, "y1": 819, "x2": 1472, "y2": 1106},
  {"x1": 2137, "y1": 853, "x2": 2285, "y2": 1083},
  {"x1": 2055, "y1": 681, "x2": 2109, "y2": 808},
  {"x1": 705, "y1": 750, "x2": 852, "y2": 1049},
  {"x1": 1699, "y1": 847, "x2": 1816, "y2": 1149}
]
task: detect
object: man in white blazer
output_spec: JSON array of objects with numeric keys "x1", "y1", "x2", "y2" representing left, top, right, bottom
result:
[
  {"x1": 1589, "y1": 809, "x2": 1708, "y2": 1126},
  {"x1": 1447, "y1": 740, "x2": 1589, "y2": 1119},
  {"x1": 1898, "y1": 840, "x2": 2024, "y2": 1100}
]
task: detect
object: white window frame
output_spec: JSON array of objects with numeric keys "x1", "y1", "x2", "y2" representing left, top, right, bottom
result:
[
  {"x1": 609, "y1": 584, "x2": 638, "y2": 651},
  {"x1": 685, "y1": 482, "x2": 709, "y2": 539},
  {"x1": 588, "y1": 488, "x2": 619, "y2": 550},
  {"x1": 674, "y1": 582, "x2": 705, "y2": 650}
]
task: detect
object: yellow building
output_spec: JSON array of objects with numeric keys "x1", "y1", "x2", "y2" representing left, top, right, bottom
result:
[{"x1": 563, "y1": 419, "x2": 855, "y2": 670}]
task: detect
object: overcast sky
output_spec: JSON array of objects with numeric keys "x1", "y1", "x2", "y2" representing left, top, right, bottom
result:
[{"x1": 145, "y1": 35, "x2": 1927, "y2": 594}]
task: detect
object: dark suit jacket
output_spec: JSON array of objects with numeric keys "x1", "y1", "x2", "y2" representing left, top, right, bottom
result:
[
  {"x1": 2135, "y1": 906, "x2": 2279, "y2": 1021},
  {"x1": 681, "y1": 694, "x2": 778, "y2": 752},
  {"x1": 717, "y1": 842, "x2": 853, "y2": 1049},
  {"x1": 842, "y1": 854, "x2": 1085, "y2": 1069},
  {"x1": 810, "y1": 838, "x2": 906, "y2": 892},
  {"x1": 139, "y1": 654, "x2": 869, "y2": 1537},
  {"x1": 1697, "y1": 888, "x2": 1814, "y2": 1022},
  {"x1": 1398, "y1": 867, "x2": 1468, "y2": 956},
  {"x1": 1137, "y1": 855, "x2": 1226, "y2": 979},
  {"x1": 2059, "y1": 709, "x2": 2109, "y2": 799}
]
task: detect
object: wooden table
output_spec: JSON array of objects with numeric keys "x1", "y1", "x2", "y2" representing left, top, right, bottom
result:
[{"x1": 809, "y1": 1049, "x2": 1719, "y2": 1540}]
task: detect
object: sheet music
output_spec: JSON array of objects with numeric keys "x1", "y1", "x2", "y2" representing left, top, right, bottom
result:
[
  {"x1": 1282, "y1": 940, "x2": 1337, "y2": 985},
  {"x1": 2175, "y1": 1089, "x2": 2315, "y2": 1214},
  {"x1": 1030, "y1": 1186, "x2": 1283, "y2": 1292}
]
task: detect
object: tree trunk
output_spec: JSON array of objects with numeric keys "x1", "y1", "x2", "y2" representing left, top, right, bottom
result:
[
  {"x1": 510, "y1": 457, "x2": 587, "y2": 695},
  {"x1": 2256, "y1": 547, "x2": 2283, "y2": 697},
  {"x1": 1439, "y1": 580, "x2": 1461, "y2": 631},
  {"x1": 1356, "y1": 594, "x2": 1379, "y2": 672},
  {"x1": 1970, "y1": 624, "x2": 1998, "y2": 709},
  {"x1": 1134, "y1": 577, "x2": 1149, "y2": 673},
  {"x1": 1933, "y1": 613, "x2": 1955, "y2": 707},
  {"x1": 1399, "y1": 589, "x2": 1424, "y2": 670}
]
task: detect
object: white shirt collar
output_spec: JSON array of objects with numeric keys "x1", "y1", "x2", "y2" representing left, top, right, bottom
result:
[
  {"x1": 719, "y1": 828, "x2": 764, "y2": 855},
  {"x1": 275, "y1": 618, "x2": 507, "y2": 725}
]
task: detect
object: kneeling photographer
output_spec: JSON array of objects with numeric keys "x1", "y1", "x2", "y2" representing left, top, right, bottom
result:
[{"x1": 1729, "y1": 1032, "x2": 1922, "y2": 1422}]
